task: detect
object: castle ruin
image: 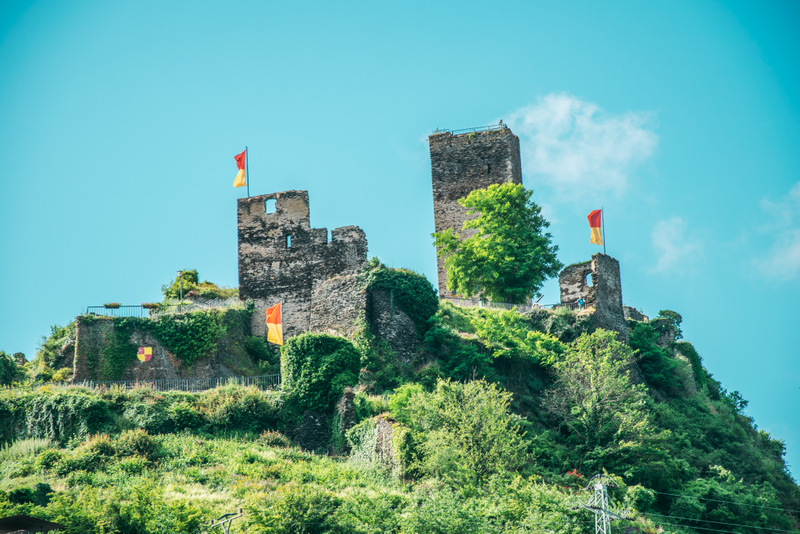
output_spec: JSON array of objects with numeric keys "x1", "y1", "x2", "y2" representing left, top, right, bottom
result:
[
  {"x1": 237, "y1": 191, "x2": 368, "y2": 338},
  {"x1": 559, "y1": 253, "x2": 628, "y2": 339},
  {"x1": 429, "y1": 126, "x2": 523, "y2": 298}
]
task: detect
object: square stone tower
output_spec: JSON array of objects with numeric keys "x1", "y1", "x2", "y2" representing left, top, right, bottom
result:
[
  {"x1": 238, "y1": 191, "x2": 367, "y2": 339},
  {"x1": 429, "y1": 126, "x2": 523, "y2": 298}
]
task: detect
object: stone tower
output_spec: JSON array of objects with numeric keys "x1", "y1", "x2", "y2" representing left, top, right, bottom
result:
[
  {"x1": 429, "y1": 126, "x2": 523, "y2": 298},
  {"x1": 238, "y1": 191, "x2": 367, "y2": 339},
  {"x1": 559, "y1": 253, "x2": 627, "y2": 340}
]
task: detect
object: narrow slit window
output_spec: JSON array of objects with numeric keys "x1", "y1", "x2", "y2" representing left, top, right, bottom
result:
[
  {"x1": 286, "y1": 235, "x2": 292, "y2": 248},
  {"x1": 266, "y1": 199, "x2": 277, "y2": 214}
]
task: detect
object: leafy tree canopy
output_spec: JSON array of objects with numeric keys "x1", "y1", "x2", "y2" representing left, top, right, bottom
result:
[{"x1": 432, "y1": 182, "x2": 562, "y2": 304}]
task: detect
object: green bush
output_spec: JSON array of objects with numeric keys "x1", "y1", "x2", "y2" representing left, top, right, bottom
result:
[
  {"x1": 365, "y1": 261, "x2": 439, "y2": 335},
  {"x1": 115, "y1": 428, "x2": 161, "y2": 461},
  {"x1": 245, "y1": 336, "x2": 270, "y2": 361},
  {"x1": 281, "y1": 333, "x2": 360, "y2": 414}
]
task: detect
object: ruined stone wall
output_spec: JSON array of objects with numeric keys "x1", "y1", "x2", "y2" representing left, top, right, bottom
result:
[
  {"x1": 309, "y1": 273, "x2": 368, "y2": 339},
  {"x1": 559, "y1": 253, "x2": 627, "y2": 340},
  {"x1": 73, "y1": 316, "x2": 235, "y2": 381},
  {"x1": 238, "y1": 191, "x2": 367, "y2": 339},
  {"x1": 309, "y1": 271, "x2": 420, "y2": 363},
  {"x1": 430, "y1": 127, "x2": 523, "y2": 298}
]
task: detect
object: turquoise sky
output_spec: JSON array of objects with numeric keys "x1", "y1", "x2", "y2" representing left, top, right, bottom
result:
[{"x1": 1, "y1": 1, "x2": 798, "y2": 476}]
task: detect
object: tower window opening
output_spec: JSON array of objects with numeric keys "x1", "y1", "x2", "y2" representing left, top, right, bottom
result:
[
  {"x1": 266, "y1": 198, "x2": 277, "y2": 214},
  {"x1": 286, "y1": 235, "x2": 292, "y2": 248}
]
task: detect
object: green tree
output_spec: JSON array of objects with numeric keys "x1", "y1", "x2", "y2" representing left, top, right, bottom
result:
[
  {"x1": 542, "y1": 330, "x2": 660, "y2": 476},
  {"x1": 390, "y1": 379, "x2": 528, "y2": 488},
  {"x1": 432, "y1": 182, "x2": 562, "y2": 304}
]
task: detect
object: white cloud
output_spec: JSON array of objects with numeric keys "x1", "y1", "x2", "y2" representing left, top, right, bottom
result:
[
  {"x1": 756, "y1": 182, "x2": 800, "y2": 280},
  {"x1": 505, "y1": 94, "x2": 657, "y2": 199},
  {"x1": 651, "y1": 217, "x2": 703, "y2": 273}
]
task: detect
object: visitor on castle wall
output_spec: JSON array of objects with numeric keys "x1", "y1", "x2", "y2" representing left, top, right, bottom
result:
[{"x1": 577, "y1": 297, "x2": 585, "y2": 309}]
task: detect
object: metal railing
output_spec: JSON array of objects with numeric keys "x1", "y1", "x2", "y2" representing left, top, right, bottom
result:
[
  {"x1": 433, "y1": 123, "x2": 509, "y2": 136},
  {"x1": 85, "y1": 297, "x2": 244, "y2": 318},
  {"x1": 3, "y1": 374, "x2": 281, "y2": 393}
]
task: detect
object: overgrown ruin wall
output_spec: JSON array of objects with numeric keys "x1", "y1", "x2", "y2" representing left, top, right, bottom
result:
[
  {"x1": 309, "y1": 272, "x2": 419, "y2": 363},
  {"x1": 559, "y1": 253, "x2": 628, "y2": 340},
  {"x1": 73, "y1": 316, "x2": 236, "y2": 381},
  {"x1": 430, "y1": 127, "x2": 523, "y2": 298},
  {"x1": 238, "y1": 191, "x2": 368, "y2": 339}
]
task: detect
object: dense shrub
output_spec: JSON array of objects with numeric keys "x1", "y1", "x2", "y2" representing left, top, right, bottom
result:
[
  {"x1": 365, "y1": 260, "x2": 439, "y2": 335},
  {"x1": 281, "y1": 333, "x2": 360, "y2": 414}
]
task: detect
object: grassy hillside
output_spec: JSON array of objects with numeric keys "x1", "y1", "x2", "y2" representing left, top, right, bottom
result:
[{"x1": 1, "y1": 267, "x2": 798, "y2": 533}]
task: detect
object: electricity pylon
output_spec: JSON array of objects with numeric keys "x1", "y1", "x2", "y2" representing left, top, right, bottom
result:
[
  {"x1": 210, "y1": 509, "x2": 243, "y2": 534},
  {"x1": 581, "y1": 474, "x2": 626, "y2": 534}
]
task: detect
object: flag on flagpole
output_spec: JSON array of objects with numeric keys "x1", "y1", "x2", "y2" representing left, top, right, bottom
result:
[
  {"x1": 233, "y1": 149, "x2": 247, "y2": 188},
  {"x1": 266, "y1": 302, "x2": 283, "y2": 346},
  {"x1": 588, "y1": 210, "x2": 603, "y2": 246}
]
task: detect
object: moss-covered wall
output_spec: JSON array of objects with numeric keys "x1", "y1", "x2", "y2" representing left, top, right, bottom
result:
[{"x1": 73, "y1": 307, "x2": 257, "y2": 381}]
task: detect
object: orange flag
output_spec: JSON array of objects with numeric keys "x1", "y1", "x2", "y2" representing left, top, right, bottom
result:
[
  {"x1": 588, "y1": 210, "x2": 603, "y2": 246},
  {"x1": 266, "y1": 302, "x2": 283, "y2": 345},
  {"x1": 233, "y1": 149, "x2": 247, "y2": 188}
]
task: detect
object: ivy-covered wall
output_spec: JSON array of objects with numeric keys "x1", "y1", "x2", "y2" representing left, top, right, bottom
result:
[{"x1": 73, "y1": 307, "x2": 257, "y2": 381}]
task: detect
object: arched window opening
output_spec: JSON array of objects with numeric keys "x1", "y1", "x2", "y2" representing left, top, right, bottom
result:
[{"x1": 266, "y1": 199, "x2": 277, "y2": 214}]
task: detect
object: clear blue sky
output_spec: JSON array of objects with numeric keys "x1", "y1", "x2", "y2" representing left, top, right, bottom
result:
[{"x1": 1, "y1": 1, "x2": 798, "y2": 476}]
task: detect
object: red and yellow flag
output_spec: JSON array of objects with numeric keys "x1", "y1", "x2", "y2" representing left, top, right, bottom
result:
[
  {"x1": 588, "y1": 210, "x2": 603, "y2": 245},
  {"x1": 233, "y1": 149, "x2": 247, "y2": 188},
  {"x1": 266, "y1": 302, "x2": 283, "y2": 346}
]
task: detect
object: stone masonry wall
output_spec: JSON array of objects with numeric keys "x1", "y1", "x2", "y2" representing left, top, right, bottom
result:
[
  {"x1": 309, "y1": 271, "x2": 419, "y2": 363},
  {"x1": 73, "y1": 316, "x2": 233, "y2": 381},
  {"x1": 559, "y1": 253, "x2": 627, "y2": 340},
  {"x1": 309, "y1": 273, "x2": 369, "y2": 339},
  {"x1": 430, "y1": 127, "x2": 523, "y2": 298},
  {"x1": 238, "y1": 191, "x2": 367, "y2": 339}
]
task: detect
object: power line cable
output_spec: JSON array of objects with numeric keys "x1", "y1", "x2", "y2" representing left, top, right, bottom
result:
[
  {"x1": 648, "y1": 520, "x2": 775, "y2": 534},
  {"x1": 650, "y1": 489, "x2": 800, "y2": 515},
  {"x1": 643, "y1": 511, "x2": 798, "y2": 533}
]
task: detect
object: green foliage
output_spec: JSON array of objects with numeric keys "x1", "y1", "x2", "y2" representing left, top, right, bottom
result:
[
  {"x1": 432, "y1": 182, "x2": 562, "y2": 303},
  {"x1": 148, "y1": 310, "x2": 225, "y2": 366},
  {"x1": 365, "y1": 261, "x2": 439, "y2": 334},
  {"x1": 656, "y1": 309, "x2": 683, "y2": 340},
  {"x1": 468, "y1": 307, "x2": 565, "y2": 364},
  {"x1": 0, "y1": 437, "x2": 55, "y2": 462},
  {"x1": 0, "y1": 351, "x2": 23, "y2": 386},
  {"x1": 628, "y1": 321, "x2": 682, "y2": 395},
  {"x1": 389, "y1": 379, "x2": 528, "y2": 488},
  {"x1": 161, "y1": 269, "x2": 238, "y2": 301},
  {"x1": 29, "y1": 322, "x2": 76, "y2": 383},
  {"x1": 674, "y1": 341, "x2": 707, "y2": 390},
  {"x1": 281, "y1": 333, "x2": 361, "y2": 414},
  {"x1": 247, "y1": 482, "x2": 346, "y2": 534},
  {"x1": 542, "y1": 330, "x2": 657, "y2": 473},
  {"x1": 245, "y1": 335, "x2": 271, "y2": 360},
  {"x1": 97, "y1": 318, "x2": 141, "y2": 380}
]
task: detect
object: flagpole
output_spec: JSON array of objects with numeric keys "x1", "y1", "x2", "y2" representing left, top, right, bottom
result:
[
  {"x1": 602, "y1": 207, "x2": 606, "y2": 254},
  {"x1": 246, "y1": 145, "x2": 250, "y2": 198}
]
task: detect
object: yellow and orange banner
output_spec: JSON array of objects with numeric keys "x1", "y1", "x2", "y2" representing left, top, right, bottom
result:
[
  {"x1": 233, "y1": 149, "x2": 247, "y2": 188},
  {"x1": 588, "y1": 209, "x2": 603, "y2": 246},
  {"x1": 266, "y1": 302, "x2": 283, "y2": 346}
]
